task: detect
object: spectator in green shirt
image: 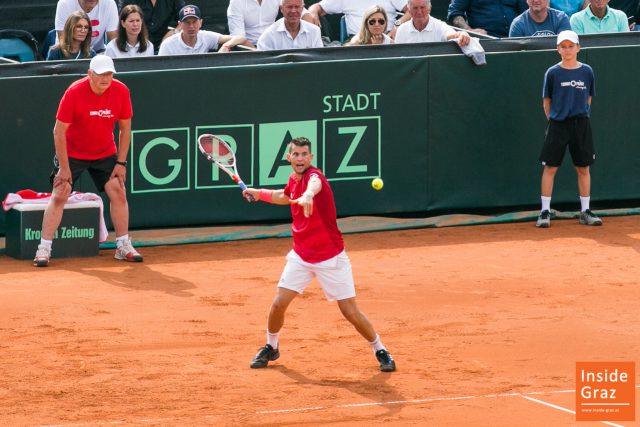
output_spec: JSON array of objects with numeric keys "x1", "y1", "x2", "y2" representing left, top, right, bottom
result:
[{"x1": 570, "y1": 0, "x2": 630, "y2": 33}]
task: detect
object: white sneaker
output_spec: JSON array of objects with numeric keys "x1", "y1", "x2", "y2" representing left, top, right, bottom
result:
[
  {"x1": 114, "y1": 239, "x2": 143, "y2": 262},
  {"x1": 33, "y1": 244, "x2": 51, "y2": 267},
  {"x1": 535, "y1": 210, "x2": 551, "y2": 228}
]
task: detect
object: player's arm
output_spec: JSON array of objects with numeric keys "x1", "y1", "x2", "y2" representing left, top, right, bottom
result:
[
  {"x1": 290, "y1": 174, "x2": 322, "y2": 218},
  {"x1": 111, "y1": 118, "x2": 131, "y2": 187},
  {"x1": 243, "y1": 188, "x2": 290, "y2": 204},
  {"x1": 52, "y1": 120, "x2": 72, "y2": 190},
  {"x1": 543, "y1": 97, "x2": 551, "y2": 120}
]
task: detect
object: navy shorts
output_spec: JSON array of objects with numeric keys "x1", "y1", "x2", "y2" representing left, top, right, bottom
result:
[
  {"x1": 539, "y1": 117, "x2": 595, "y2": 167},
  {"x1": 50, "y1": 155, "x2": 117, "y2": 192}
]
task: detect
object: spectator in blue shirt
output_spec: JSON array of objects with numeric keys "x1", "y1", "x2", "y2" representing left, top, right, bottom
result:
[
  {"x1": 448, "y1": 0, "x2": 528, "y2": 37},
  {"x1": 510, "y1": 0, "x2": 571, "y2": 36}
]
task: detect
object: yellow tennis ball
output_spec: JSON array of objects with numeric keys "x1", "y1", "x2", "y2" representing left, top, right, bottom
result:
[{"x1": 371, "y1": 178, "x2": 384, "y2": 190}]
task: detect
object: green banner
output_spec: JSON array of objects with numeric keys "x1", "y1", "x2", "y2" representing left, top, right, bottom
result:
[{"x1": 1, "y1": 47, "x2": 639, "y2": 236}]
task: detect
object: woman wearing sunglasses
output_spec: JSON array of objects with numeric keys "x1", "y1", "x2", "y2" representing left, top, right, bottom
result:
[
  {"x1": 47, "y1": 11, "x2": 97, "y2": 60},
  {"x1": 346, "y1": 5, "x2": 394, "y2": 46}
]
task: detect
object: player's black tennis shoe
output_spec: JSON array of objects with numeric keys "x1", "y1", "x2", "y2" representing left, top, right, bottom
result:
[
  {"x1": 376, "y1": 349, "x2": 396, "y2": 372},
  {"x1": 250, "y1": 344, "x2": 280, "y2": 369}
]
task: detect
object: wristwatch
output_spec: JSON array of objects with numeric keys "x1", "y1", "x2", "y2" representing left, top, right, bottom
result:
[
  {"x1": 116, "y1": 160, "x2": 127, "y2": 166},
  {"x1": 394, "y1": 19, "x2": 402, "y2": 27}
]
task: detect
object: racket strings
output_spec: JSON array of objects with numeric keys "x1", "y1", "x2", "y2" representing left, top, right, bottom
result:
[{"x1": 199, "y1": 136, "x2": 235, "y2": 167}]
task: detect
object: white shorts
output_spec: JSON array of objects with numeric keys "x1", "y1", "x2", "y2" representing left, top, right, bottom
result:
[{"x1": 278, "y1": 250, "x2": 356, "y2": 301}]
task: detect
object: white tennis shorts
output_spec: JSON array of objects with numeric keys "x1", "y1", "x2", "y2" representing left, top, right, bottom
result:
[{"x1": 278, "y1": 249, "x2": 356, "y2": 301}]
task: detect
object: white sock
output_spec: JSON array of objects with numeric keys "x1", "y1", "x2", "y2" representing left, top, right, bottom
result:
[
  {"x1": 580, "y1": 196, "x2": 590, "y2": 212},
  {"x1": 541, "y1": 196, "x2": 551, "y2": 212},
  {"x1": 368, "y1": 334, "x2": 385, "y2": 352},
  {"x1": 39, "y1": 238, "x2": 52, "y2": 248},
  {"x1": 267, "y1": 330, "x2": 279, "y2": 349},
  {"x1": 116, "y1": 234, "x2": 129, "y2": 248}
]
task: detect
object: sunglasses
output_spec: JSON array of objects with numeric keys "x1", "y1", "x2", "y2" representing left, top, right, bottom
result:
[
  {"x1": 74, "y1": 25, "x2": 90, "y2": 31},
  {"x1": 368, "y1": 19, "x2": 386, "y2": 25}
]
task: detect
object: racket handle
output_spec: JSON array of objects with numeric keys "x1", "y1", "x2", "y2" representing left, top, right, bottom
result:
[{"x1": 237, "y1": 180, "x2": 255, "y2": 201}]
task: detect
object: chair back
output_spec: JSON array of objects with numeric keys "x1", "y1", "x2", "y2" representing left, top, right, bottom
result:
[
  {"x1": 339, "y1": 15, "x2": 348, "y2": 43},
  {"x1": 0, "y1": 29, "x2": 41, "y2": 62},
  {"x1": 41, "y1": 29, "x2": 57, "y2": 59}
]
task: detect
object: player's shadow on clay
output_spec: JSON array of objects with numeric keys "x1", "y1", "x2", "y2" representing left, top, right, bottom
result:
[
  {"x1": 273, "y1": 365, "x2": 405, "y2": 416},
  {"x1": 78, "y1": 264, "x2": 196, "y2": 297}
]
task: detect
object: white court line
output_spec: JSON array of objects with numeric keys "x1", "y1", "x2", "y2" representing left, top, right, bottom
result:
[
  {"x1": 257, "y1": 385, "x2": 640, "y2": 415},
  {"x1": 255, "y1": 388, "x2": 572, "y2": 414},
  {"x1": 520, "y1": 395, "x2": 628, "y2": 427},
  {"x1": 256, "y1": 392, "x2": 515, "y2": 414},
  {"x1": 35, "y1": 385, "x2": 640, "y2": 426},
  {"x1": 520, "y1": 395, "x2": 576, "y2": 415}
]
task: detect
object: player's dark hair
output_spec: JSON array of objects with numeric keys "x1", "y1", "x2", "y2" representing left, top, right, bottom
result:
[{"x1": 288, "y1": 137, "x2": 312, "y2": 153}]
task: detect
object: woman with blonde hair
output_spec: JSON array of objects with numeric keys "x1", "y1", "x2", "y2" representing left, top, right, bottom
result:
[
  {"x1": 346, "y1": 5, "x2": 393, "y2": 46},
  {"x1": 105, "y1": 4, "x2": 154, "y2": 58},
  {"x1": 47, "y1": 11, "x2": 96, "y2": 60}
]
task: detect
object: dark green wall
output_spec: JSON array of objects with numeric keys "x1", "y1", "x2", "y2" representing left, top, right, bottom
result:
[{"x1": 1, "y1": 46, "x2": 639, "y2": 235}]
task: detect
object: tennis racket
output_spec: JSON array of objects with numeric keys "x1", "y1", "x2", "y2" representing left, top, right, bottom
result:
[{"x1": 197, "y1": 134, "x2": 254, "y2": 201}]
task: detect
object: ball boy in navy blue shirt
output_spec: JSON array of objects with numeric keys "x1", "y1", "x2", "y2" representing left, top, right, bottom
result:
[{"x1": 536, "y1": 30, "x2": 602, "y2": 228}]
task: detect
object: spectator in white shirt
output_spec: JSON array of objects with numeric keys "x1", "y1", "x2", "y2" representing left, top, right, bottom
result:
[
  {"x1": 105, "y1": 5, "x2": 154, "y2": 57},
  {"x1": 55, "y1": 0, "x2": 120, "y2": 52},
  {"x1": 396, "y1": 0, "x2": 470, "y2": 46},
  {"x1": 227, "y1": 0, "x2": 315, "y2": 48},
  {"x1": 257, "y1": 0, "x2": 324, "y2": 50},
  {"x1": 158, "y1": 4, "x2": 246, "y2": 55}
]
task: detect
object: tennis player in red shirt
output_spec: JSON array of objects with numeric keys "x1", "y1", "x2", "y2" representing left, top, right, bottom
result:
[
  {"x1": 33, "y1": 55, "x2": 143, "y2": 267},
  {"x1": 243, "y1": 137, "x2": 396, "y2": 372}
]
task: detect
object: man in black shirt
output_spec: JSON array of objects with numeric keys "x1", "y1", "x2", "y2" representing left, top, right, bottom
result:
[{"x1": 609, "y1": 0, "x2": 639, "y2": 26}]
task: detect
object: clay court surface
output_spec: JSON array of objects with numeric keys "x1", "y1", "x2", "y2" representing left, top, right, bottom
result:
[{"x1": 1, "y1": 215, "x2": 639, "y2": 426}]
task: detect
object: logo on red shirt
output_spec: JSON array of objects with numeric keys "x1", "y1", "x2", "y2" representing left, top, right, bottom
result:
[{"x1": 89, "y1": 109, "x2": 114, "y2": 118}]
